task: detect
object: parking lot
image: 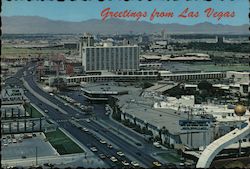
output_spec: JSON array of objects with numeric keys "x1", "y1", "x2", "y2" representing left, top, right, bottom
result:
[{"x1": 1, "y1": 132, "x2": 58, "y2": 160}]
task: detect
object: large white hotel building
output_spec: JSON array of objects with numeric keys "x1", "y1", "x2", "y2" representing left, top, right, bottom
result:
[{"x1": 81, "y1": 45, "x2": 140, "y2": 72}]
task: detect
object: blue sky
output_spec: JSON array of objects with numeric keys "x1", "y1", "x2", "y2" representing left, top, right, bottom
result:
[{"x1": 3, "y1": 0, "x2": 249, "y2": 25}]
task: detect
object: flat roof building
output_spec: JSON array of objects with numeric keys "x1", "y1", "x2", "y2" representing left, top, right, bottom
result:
[{"x1": 81, "y1": 45, "x2": 139, "y2": 72}]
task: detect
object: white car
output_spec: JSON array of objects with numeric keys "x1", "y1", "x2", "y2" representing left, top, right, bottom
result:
[
  {"x1": 99, "y1": 153, "x2": 106, "y2": 159},
  {"x1": 110, "y1": 156, "x2": 118, "y2": 162},
  {"x1": 179, "y1": 163, "x2": 185, "y2": 166},
  {"x1": 122, "y1": 161, "x2": 130, "y2": 166},
  {"x1": 90, "y1": 147, "x2": 98, "y2": 152},
  {"x1": 131, "y1": 161, "x2": 140, "y2": 167},
  {"x1": 82, "y1": 128, "x2": 89, "y2": 132},
  {"x1": 49, "y1": 93, "x2": 54, "y2": 96},
  {"x1": 153, "y1": 161, "x2": 162, "y2": 167},
  {"x1": 86, "y1": 119, "x2": 91, "y2": 123},
  {"x1": 117, "y1": 151, "x2": 124, "y2": 156},
  {"x1": 100, "y1": 140, "x2": 106, "y2": 144},
  {"x1": 153, "y1": 142, "x2": 161, "y2": 148}
]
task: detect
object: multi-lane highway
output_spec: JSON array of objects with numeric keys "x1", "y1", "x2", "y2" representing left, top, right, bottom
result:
[
  {"x1": 63, "y1": 91, "x2": 170, "y2": 154},
  {"x1": 8, "y1": 62, "x2": 165, "y2": 168}
]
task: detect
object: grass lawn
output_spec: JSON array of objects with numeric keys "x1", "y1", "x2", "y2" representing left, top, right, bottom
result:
[
  {"x1": 223, "y1": 161, "x2": 245, "y2": 168},
  {"x1": 45, "y1": 129, "x2": 84, "y2": 155},
  {"x1": 157, "y1": 152, "x2": 181, "y2": 163},
  {"x1": 24, "y1": 103, "x2": 43, "y2": 118}
]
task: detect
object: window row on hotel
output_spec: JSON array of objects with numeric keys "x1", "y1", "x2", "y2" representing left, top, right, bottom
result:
[{"x1": 82, "y1": 46, "x2": 139, "y2": 71}]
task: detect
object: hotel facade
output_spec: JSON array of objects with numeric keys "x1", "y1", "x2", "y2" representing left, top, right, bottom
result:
[{"x1": 81, "y1": 45, "x2": 140, "y2": 72}]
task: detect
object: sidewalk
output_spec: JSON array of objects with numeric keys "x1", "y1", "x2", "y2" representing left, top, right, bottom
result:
[{"x1": 107, "y1": 105, "x2": 151, "y2": 142}]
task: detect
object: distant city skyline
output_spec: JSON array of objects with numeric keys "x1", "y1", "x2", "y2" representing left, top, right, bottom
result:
[{"x1": 3, "y1": 0, "x2": 249, "y2": 25}]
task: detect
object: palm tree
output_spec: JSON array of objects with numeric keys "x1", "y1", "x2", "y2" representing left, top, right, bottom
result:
[{"x1": 162, "y1": 126, "x2": 170, "y2": 145}]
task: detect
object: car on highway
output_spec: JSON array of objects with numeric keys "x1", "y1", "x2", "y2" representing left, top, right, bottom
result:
[
  {"x1": 110, "y1": 156, "x2": 118, "y2": 162},
  {"x1": 43, "y1": 163, "x2": 54, "y2": 167},
  {"x1": 107, "y1": 144, "x2": 113, "y2": 149},
  {"x1": 100, "y1": 139, "x2": 106, "y2": 144},
  {"x1": 184, "y1": 162, "x2": 193, "y2": 167},
  {"x1": 99, "y1": 153, "x2": 106, "y2": 159},
  {"x1": 179, "y1": 162, "x2": 185, "y2": 167},
  {"x1": 117, "y1": 151, "x2": 125, "y2": 156},
  {"x1": 153, "y1": 161, "x2": 162, "y2": 167},
  {"x1": 131, "y1": 161, "x2": 140, "y2": 167},
  {"x1": 122, "y1": 161, "x2": 130, "y2": 166},
  {"x1": 82, "y1": 128, "x2": 89, "y2": 132},
  {"x1": 74, "y1": 103, "x2": 81, "y2": 107},
  {"x1": 135, "y1": 142, "x2": 142, "y2": 146},
  {"x1": 90, "y1": 147, "x2": 98, "y2": 152}
]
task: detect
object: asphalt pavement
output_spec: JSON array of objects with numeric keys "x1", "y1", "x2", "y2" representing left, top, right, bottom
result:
[{"x1": 4, "y1": 62, "x2": 177, "y2": 168}]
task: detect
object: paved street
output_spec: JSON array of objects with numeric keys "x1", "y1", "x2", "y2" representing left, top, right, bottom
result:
[
  {"x1": 65, "y1": 91, "x2": 180, "y2": 162},
  {"x1": 3, "y1": 62, "x2": 180, "y2": 168}
]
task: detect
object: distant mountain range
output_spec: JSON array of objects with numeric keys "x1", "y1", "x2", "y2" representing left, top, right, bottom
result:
[{"x1": 2, "y1": 16, "x2": 249, "y2": 34}]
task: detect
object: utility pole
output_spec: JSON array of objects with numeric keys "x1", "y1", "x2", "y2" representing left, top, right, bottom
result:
[
  {"x1": 35, "y1": 146, "x2": 38, "y2": 166},
  {"x1": 239, "y1": 140, "x2": 242, "y2": 157}
]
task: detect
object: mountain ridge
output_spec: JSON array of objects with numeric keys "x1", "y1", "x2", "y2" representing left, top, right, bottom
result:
[{"x1": 2, "y1": 16, "x2": 249, "y2": 34}]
